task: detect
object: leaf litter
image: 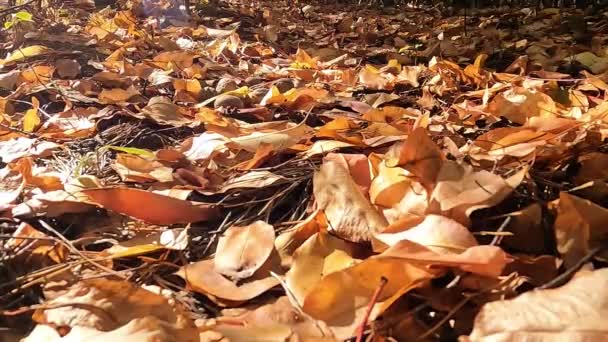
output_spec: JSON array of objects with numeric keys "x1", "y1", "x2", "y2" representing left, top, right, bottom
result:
[{"x1": 1, "y1": 0, "x2": 608, "y2": 341}]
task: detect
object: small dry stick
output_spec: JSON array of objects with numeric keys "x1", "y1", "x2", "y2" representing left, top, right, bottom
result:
[
  {"x1": 537, "y1": 245, "x2": 606, "y2": 290},
  {"x1": 356, "y1": 276, "x2": 388, "y2": 342}
]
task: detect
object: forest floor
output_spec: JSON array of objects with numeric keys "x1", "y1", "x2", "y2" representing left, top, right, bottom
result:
[{"x1": 1, "y1": 0, "x2": 608, "y2": 341}]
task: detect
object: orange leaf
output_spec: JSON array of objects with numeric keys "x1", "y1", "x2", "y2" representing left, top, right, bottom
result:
[
  {"x1": 82, "y1": 188, "x2": 216, "y2": 224},
  {"x1": 177, "y1": 259, "x2": 279, "y2": 305},
  {"x1": 386, "y1": 127, "x2": 444, "y2": 191}
]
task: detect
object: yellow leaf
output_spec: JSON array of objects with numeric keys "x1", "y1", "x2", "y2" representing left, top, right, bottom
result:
[
  {"x1": 0, "y1": 45, "x2": 54, "y2": 66},
  {"x1": 23, "y1": 97, "x2": 40, "y2": 132}
]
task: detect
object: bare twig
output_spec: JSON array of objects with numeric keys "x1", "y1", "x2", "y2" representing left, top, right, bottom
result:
[
  {"x1": 537, "y1": 245, "x2": 606, "y2": 290},
  {"x1": 0, "y1": 0, "x2": 36, "y2": 16},
  {"x1": 356, "y1": 276, "x2": 388, "y2": 342}
]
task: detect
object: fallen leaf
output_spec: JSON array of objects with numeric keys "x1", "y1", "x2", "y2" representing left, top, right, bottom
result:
[
  {"x1": 215, "y1": 221, "x2": 276, "y2": 280},
  {"x1": 98, "y1": 87, "x2": 142, "y2": 104},
  {"x1": 380, "y1": 240, "x2": 511, "y2": 277},
  {"x1": 313, "y1": 159, "x2": 388, "y2": 242},
  {"x1": 55, "y1": 59, "x2": 81, "y2": 78},
  {"x1": 465, "y1": 268, "x2": 608, "y2": 342},
  {"x1": 369, "y1": 160, "x2": 411, "y2": 207},
  {"x1": 230, "y1": 118, "x2": 311, "y2": 152},
  {"x1": 112, "y1": 153, "x2": 174, "y2": 183},
  {"x1": 140, "y1": 96, "x2": 193, "y2": 126},
  {"x1": 28, "y1": 278, "x2": 198, "y2": 342},
  {"x1": 552, "y1": 192, "x2": 608, "y2": 268},
  {"x1": 177, "y1": 259, "x2": 279, "y2": 305},
  {"x1": 23, "y1": 97, "x2": 41, "y2": 132},
  {"x1": 488, "y1": 87, "x2": 557, "y2": 124},
  {"x1": 0, "y1": 45, "x2": 54, "y2": 66},
  {"x1": 375, "y1": 215, "x2": 478, "y2": 254},
  {"x1": 0, "y1": 137, "x2": 59, "y2": 163},
  {"x1": 285, "y1": 232, "x2": 357, "y2": 306},
  {"x1": 386, "y1": 127, "x2": 445, "y2": 191},
  {"x1": 82, "y1": 188, "x2": 216, "y2": 224},
  {"x1": 105, "y1": 227, "x2": 190, "y2": 258},
  {"x1": 0, "y1": 166, "x2": 24, "y2": 205},
  {"x1": 431, "y1": 161, "x2": 526, "y2": 216},
  {"x1": 302, "y1": 255, "x2": 433, "y2": 337}
]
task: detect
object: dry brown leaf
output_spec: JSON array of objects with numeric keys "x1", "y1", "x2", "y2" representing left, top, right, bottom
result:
[
  {"x1": 359, "y1": 65, "x2": 394, "y2": 90},
  {"x1": 215, "y1": 221, "x2": 276, "y2": 280},
  {"x1": 323, "y1": 153, "x2": 372, "y2": 193},
  {"x1": 487, "y1": 87, "x2": 557, "y2": 125},
  {"x1": 38, "y1": 107, "x2": 97, "y2": 138},
  {"x1": 470, "y1": 127, "x2": 549, "y2": 161},
  {"x1": 112, "y1": 153, "x2": 174, "y2": 183},
  {"x1": 229, "y1": 118, "x2": 311, "y2": 152},
  {"x1": 98, "y1": 87, "x2": 143, "y2": 104},
  {"x1": 0, "y1": 166, "x2": 24, "y2": 205},
  {"x1": 0, "y1": 137, "x2": 59, "y2": 163},
  {"x1": 431, "y1": 161, "x2": 526, "y2": 222},
  {"x1": 177, "y1": 259, "x2": 279, "y2": 305},
  {"x1": 375, "y1": 215, "x2": 478, "y2": 253},
  {"x1": 275, "y1": 210, "x2": 324, "y2": 268},
  {"x1": 381, "y1": 240, "x2": 511, "y2": 277},
  {"x1": 313, "y1": 159, "x2": 388, "y2": 242},
  {"x1": 140, "y1": 96, "x2": 193, "y2": 126},
  {"x1": 552, "y1": 192, "x2": 608, "y2": 268},
  {"x1": 210, "y1": 296, "x2": 335, "y2": 340},
  {"x1": 27, "y1": 278, "x2": 197, "y2": 342},
  {"x1": 465, "y1": 268, "x2": 608, "y2": 342},
  {"x1": 55, "y1": 59, "x2": 81, "y2": 79},
  {"x1": 82, "y1": 188, "x2": 216, "y2": 224},
  {"x1": 386, "y1": 127, "x2": 444, "y2": 191},
  {"x1": 302, "y1": 256, "x2": 433, "y2": 338},
  {"x1": 369, "y1": 160, "x2": 411, "y2": 207},
  {"x1": 316, "y1": 117, "x2": 364, "y2": 145},
  {"x1": 285, "y1": 232, "x2": 357, "y2": 307},
  {"x1": 105, "y1": 227, "x2": 189, "y2": 257}
]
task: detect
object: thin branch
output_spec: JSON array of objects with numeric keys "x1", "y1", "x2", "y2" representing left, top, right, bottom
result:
[
  {"x1": 0, "y1": 0, "x2": 37, "y2": 16},
  {"x1": 537, "y1": 245, "x2": 606, "y2": 290},
  {"x1": 356, "y1": 276, "x2": 388, "y2": 342}
]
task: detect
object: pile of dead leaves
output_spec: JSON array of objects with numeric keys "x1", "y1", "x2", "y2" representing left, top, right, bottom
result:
[{"x1": 2, "y1": 0, "x2": 608, "y2": 341}]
